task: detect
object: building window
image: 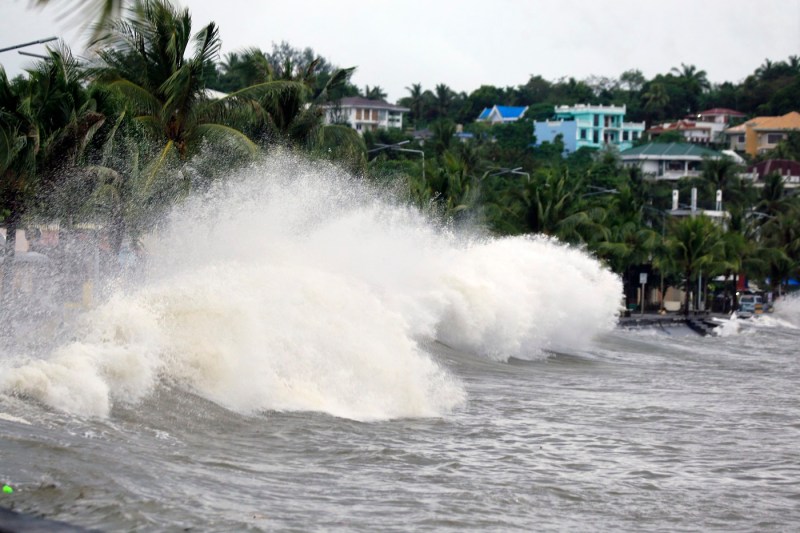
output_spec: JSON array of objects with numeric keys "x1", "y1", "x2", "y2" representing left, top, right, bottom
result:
[
  {"x1": 738, "y1": 135, "x2": 745, "y2": 143},
  {"x1": 767, "y1": 133, "x2": 784, "y2": 144},
  {"x1": 623, "y1": 131, "x2": 629, "y2": 141},
  {"x1": 593, "y1": 131, "x2": 599, "y2": 144},
  {"x1": 633, "y1": 131, "x2": 639, "y2": 140},
  {"x1": 593, "y1": 115, "x2": 599, "y2": 127},
  {"x1": 356, "y1": 109, "x2": 362, "y2": 120},
  {"x1": 580, "y1": 129, "x2": 587, "y2": 139}
]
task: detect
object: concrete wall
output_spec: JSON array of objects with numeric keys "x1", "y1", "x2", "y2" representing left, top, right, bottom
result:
[{"x1": 534, "y1": 120, "x2": 577, "y2": 153}]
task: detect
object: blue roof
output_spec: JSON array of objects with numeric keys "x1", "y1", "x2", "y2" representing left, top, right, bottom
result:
[
  {"x1": 495, "y1": 106, "x2": 528, "y2": 119},
  {"x1": 478, "y1": 108, "x2": 491, "y2": 120}
]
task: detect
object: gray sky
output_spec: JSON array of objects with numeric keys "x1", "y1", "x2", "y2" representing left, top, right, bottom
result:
[{"x1": 2, "y1": 0, "x2": 799, "y2": 102}]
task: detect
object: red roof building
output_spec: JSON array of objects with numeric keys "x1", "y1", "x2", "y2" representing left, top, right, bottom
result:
[
  {"x1": 647, "y1": 119, "x2": 723, "y2": 145},
  {"x1": 745, "y1": 159, "x2": 800, "y2": 187},
  {"x1": 688, "y1": 108, "x2": 746, "y2": 125}
]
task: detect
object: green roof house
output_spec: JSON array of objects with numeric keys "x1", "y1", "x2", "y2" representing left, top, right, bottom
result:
[{"x1": 620, "y1": 142, "x2": 723, "y2": 181}]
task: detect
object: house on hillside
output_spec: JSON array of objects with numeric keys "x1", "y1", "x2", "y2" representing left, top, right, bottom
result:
[
  {"x1": 619, "y1": 142, "x2": 725, "y2": 181},
  {"x1": 724, "y1": 111, "x2": 800, "y2": 156},
  {"x1": 689, "y1": 108, "x2": 746, "y2": 125},
  {"x1": 322, "y1": 97, "x2": 409, "y2": 134},
  {"x1": 533, "y1": 104, "x2": 645, "y2": 153},
  {"x1": 476, "y1": 105, "x2": 529, "y2": 124},
  {"x1": 647, "y1": 119, "x2": 726, "y2": 145},
  {"x1": 743, "y1": 159, "x2": 800, "y2": 188}
]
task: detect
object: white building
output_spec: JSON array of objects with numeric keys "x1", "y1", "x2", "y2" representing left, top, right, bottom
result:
[
  {"x1": 647, "y1": 119, "x2": 727, "y2": 145},
  {"x1": 620, "y1": 142, "x2": 724, "y2": 181},
  {"x1": 323, "y1": 97, "x2": 409, "y2": 134}
]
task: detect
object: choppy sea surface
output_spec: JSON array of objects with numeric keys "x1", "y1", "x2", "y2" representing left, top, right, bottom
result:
[{"x1": 1, "y1": 156, "x2": 799, "y2": 531}]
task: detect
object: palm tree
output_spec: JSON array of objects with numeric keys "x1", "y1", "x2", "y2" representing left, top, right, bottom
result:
[
  {"x1": 246, "y1": 54, "x2": 357, "y2": 150},
  {"x1": 216, "y1": 48, "x2": 273, "y2": 92},
  {"x1": 29, "y1": 46, "x2": 107, "y2": 216},
  {"x1": 699, "y1": 156, "x2": 753, "y2": 212},
  {"x1": 93, "y1": 0, "x2": 283, "y2": 186},
  {"x1": 664, "y1": 215, "x2": 724, "y2": 315},
  {"x1": 755, "y1": 58, "x2": 777, "y2": 80},
  {"x1": 405, "y1": 83, "x2": 424, "y2": 128},
  {"x1": 670, "y1": 63, "x2": 709, "y2": 114},
  {"x1": 671, "y1": 63, "x2": 710, "y2": 92},
  {"x1": 594, "y1": 186, "x2": 659, "y2": 274},
  {"x1": 0, "y1": 68, "x2": 39, "y2": 308},
  {"x1": 362, "y1": 85, "x2": 387, "y2": 101},
  {"x1": 434, "y1": 84, "x2": 453, "y2": 119},
  {"x1": 430, "y1": 119, "x2": 456, "y2": 156},
  {"x1": 0, "y1": 44, "x2": 105, "y2": 311},
  {"x1": 642, "y1": 83, "x2": 669, "y2": 122}
]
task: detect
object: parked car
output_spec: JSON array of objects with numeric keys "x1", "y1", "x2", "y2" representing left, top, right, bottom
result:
[{"x1": 737, "y1": 293, "x2": 772, "y2": 318}]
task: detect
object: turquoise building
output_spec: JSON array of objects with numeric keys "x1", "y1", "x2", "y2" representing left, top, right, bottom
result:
[{"x1": 534, "y1": 104, "x2": 646, "y2": 153}]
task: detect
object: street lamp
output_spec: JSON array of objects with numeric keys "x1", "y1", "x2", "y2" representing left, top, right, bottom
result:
[
  {"x1": 485, "y1": 166, "x2": 530, "y2": 182},
  {"x1": 368, "y1": 140, "x2": 425, "y2": 180},
  {"x1": 582, "y1": 185, "x2": 618, "y2": 198},
  {"x1": 18, "y1": 51, "x2": 50, "y2": 60},
  {"x1": 0, "y1": 37, "x2": 58, "y2": 54}
]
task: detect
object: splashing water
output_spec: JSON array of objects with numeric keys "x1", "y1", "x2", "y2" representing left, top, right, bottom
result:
[
  {"x1": 0, "y1": 154, "x2": 622, "y2": 420},
  {"x1": 773, "y1": 292, "x2": 800, "y2": 328}
]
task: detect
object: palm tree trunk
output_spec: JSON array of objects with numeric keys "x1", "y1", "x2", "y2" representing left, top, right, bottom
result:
[
  {"x1": 683, "y1": 268, "x2": 692, "y2": 316},
  {"x1": 723, "y1": 270, "x2": 731, "y2": 313}
]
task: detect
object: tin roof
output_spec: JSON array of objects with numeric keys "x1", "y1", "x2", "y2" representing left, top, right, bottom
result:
[{"x1": 620, "y1": 142, "x2": 722, "y2": 159}]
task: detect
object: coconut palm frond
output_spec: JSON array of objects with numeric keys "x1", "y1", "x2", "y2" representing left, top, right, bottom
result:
[{"x1": 194, "y1": 123, "x2": 258, "y2": 155}]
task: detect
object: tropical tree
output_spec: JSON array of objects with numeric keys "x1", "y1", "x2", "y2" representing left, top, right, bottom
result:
[
  {"x1": 594, "y1": 186, "x2": 659, "y2": 280},
  {"x1": 92, "y1": 0, "x2": 276, "y2": 186},
  {"x1": 215, "y1": 48, "x2": 273, "y2": 93},
  {"x1": 642, "y1": 82, "x2": 669, "y2": 122},
  {"x1": 362, "y1": 85, "x2": 387, "y2": 100},
  {"x1": 407, "y1": 150, "x2": 479, "y2": 221},
  {"x1": 0, "y1": 68, "x2": 39, "y2": 307},
  {"x1": 698, "y1": 156, "x2": 753, "y2": 212},
  {"x1": 434, "y1": 83, "x2": 454, "y2": 119},
  {"x1": 663, "y1": 215, "x2": 724, "y2": 315},
  {"x1": 27, "y1": 46, "x2": 108, "y2": 222},
  {"x1": 404, "y1": 83, "x2": 425, "y2": 128},
  {"x1": 0, "y1": 44, "x2": 108, "y2": 309}
]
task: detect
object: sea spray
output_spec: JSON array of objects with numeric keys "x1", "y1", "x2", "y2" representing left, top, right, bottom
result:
[
  {"x1": 773, "y1": 292, "x2": 800, "y2": 328},
  {"x1": 0, "y1": 153, "x2": 621, "y2": 419}
]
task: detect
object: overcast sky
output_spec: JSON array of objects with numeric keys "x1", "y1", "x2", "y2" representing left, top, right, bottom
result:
[{"x1": 2, "y1": 0, "x2": 799, "y2": 102}]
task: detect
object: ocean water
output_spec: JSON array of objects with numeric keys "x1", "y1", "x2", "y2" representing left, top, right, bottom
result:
[{"x1": 1, "y1": 156, "x2": 799, "y2": 531}]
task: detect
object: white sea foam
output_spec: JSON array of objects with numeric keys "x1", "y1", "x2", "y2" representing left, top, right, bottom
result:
[
  {"x1": 710, "y1": 314, "x2": 741, "y2": 337},
  {"x1": 0, "y1": 154, "x2": 622, "y2": 419},
  {"x1": 773, "y1": 292, "x2": 800, "y2": 328}
]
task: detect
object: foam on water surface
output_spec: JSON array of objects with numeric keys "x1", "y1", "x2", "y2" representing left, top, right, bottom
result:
[{"x1": 0, "y1": 154, "x2": 622, "y2": 420}]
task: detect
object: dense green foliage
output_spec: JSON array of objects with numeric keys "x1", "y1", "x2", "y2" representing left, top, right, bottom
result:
[{"x1": 3, "y1": 0, "x2": 800, "y2": 314}]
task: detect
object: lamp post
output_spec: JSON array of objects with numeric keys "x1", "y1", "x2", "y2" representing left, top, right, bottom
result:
[
  {"x1": 0, "y1": 36, "x2": 58, "y2": 54},
  {"x1": 368, "y1": 140, "x2": 425, "y2": 180},
  {"x1": 582, "y1": 185, "x2": 618, "y2": 198},
  {"x1": 18, "y1": 51, "x2": 50, "y2": 60},
  {"x1": 485, "y1": 166, "x2": 530, "y2": 182}
]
